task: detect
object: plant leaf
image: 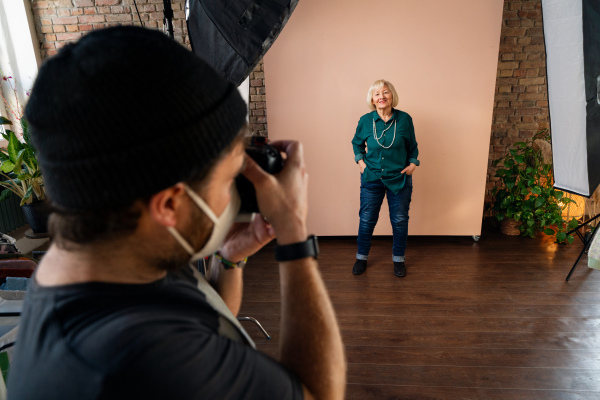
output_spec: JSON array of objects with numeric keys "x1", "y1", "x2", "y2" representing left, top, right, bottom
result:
[
  {"x1": 567, "y1": 235, "x2": 575, "y2": 244},
  {"x1": 567, "y1": 218, "x2": 579, "y2": 230},
  {"x1": 556, "y1": 231, "x2": 567, "y2": 242},
  {"x1": 543, "y1": 228, "x2": 554, "y2": 235},
  {"x1": 16, "y1": 173, "x2": 32, "y2": 180},
  {"x1": 20, "y1": 185, "x2": 33, "y2": 205},
  {"x1": 531, "y1": 186, "x2": 542, "y2": 195},
  {"x1": 14, "y1": 149, "x2": 27, "y2": 175},
  {"x1": 21, "y1": 117, "x2": 29, "y2": 144},
  {"x1": 534, "y1": 196, "x2": 545, "y2": 208},
  {"x1": 1, "y1": 160, "x2": 15, "y2": 173},
  {"x1": 6, "y1": 131, "x2": 23, "y2": 163},
  {"x1": 0, "y1": 116, "x2": 13, "y2": 125},
  {"x1": 514, "y1": 212, "x2": 522, "y2": 221}
]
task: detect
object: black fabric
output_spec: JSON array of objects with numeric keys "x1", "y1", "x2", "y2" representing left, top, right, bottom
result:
[
  {"x1": 187, "y1": 0, "x2": 299, "y2": 86},
  {"x1": 7, "y1": 270, "x2": 303, "y2": 400},
  {"x1": 583, "y1": 0, "x2": 600, "y2": 196},
  {"x1": 25, "y1": 26, "x2": 247, "y2": 211}
]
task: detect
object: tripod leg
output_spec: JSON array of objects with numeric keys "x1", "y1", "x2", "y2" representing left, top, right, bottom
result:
[{"x1": 566, "y1": 225, "x2": 600, "y2": 281}]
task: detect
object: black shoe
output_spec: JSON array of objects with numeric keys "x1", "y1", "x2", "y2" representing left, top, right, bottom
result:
[
  {"x1": 394, "y1": 261, "x2": 406, "y2": 277},
  {"x1": 352, "y1": 259, "x2": 367, "y2": 275}
]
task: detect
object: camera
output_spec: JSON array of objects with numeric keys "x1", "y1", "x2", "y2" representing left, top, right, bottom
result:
[{"x1": 236, "y1": 137, "x2": 284, "y2": 215}]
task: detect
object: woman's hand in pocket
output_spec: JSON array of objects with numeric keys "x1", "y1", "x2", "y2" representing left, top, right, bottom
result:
[{"x1": 358, "y1": 159, "x2": 366, "y2": 174}]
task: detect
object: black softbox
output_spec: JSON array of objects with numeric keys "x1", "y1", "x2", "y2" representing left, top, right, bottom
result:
[
  {"x1": 186, "y1": 0, "x2": 299, "y2": 86},
  {"x1": 543, "y1": 0, "x2": 600, "y2": 197}
]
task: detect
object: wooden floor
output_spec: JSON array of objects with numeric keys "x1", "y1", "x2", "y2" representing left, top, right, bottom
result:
[{"x1": 239, "y1": 225, "x2": 600, "y2": 400}]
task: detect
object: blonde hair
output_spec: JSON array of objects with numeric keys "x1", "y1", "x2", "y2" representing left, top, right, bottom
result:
[{"x1": 366, "y1": 79, "x2": 398, "y2": 111}]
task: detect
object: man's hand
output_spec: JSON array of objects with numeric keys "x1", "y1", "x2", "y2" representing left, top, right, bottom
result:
[
  {"x1": 401, "y1": 162, "x2": 417, "y2": 175},
  {"x1": 219, "y1": 215, "x2": 275, "y2": 263},
  {"x1": 358, "y1": 159, "x2": 366, "y2": 174},
  {"x1": 242, "y1": 141, "x2": 309, "y2": 245},
  {"x1": 242, "y1": 140, "x2": 346, "y2": 399}
]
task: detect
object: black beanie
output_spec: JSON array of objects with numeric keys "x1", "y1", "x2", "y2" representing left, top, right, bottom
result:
[{"x1": 25, "y1": 26, "x2": 247, "y2": 211}]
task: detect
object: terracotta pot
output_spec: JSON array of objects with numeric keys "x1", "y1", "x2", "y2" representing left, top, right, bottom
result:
[{"x1": 21, "y1": 201, "x2": 49, "y2": 234}]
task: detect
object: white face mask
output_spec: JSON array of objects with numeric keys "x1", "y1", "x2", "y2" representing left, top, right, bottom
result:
[{"x1": 167, "y1": 183, "x2": 240, "y2": 262}]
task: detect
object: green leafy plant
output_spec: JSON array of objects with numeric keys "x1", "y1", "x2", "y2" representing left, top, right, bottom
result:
[
  {"x1": 0, "y1": 116, "x2": 46, "y2": 205},
  {"x1": 490, "y1": 128, "x2": 578, "y2": 244}
]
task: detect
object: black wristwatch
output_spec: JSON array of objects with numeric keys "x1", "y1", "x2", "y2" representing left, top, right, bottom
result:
[{"x1": 274, "y1": 235, "x2": 319, "y2": 261}]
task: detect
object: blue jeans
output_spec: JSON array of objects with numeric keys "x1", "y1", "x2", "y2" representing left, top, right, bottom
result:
[{"x1": 357, "y1": 174, "x2": 412, "y2": 262}]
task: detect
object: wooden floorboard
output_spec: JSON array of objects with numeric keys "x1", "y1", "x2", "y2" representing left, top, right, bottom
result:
[{"x1": 239, "y1": 226, "x2": 600, "y2": 399}]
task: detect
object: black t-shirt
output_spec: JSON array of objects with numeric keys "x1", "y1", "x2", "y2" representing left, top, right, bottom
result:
[{"x1": 7, "y1": 267, "x2": 303, "y2": 400}]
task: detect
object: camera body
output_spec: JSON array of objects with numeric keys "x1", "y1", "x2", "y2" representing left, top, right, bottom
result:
[{"x1": 236, "y1": 137, "x2": 284, "y2": 215}]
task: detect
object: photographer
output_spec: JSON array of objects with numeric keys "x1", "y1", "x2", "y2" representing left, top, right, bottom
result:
[{"x1": 8, "y1": 27, "x2": 346, "y2": 399}]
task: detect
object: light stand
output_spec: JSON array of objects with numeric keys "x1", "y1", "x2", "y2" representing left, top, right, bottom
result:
[
  {"x1": 163, "y1": 0, "x2": 174, "y2": 39},
  {"x1": 565, "y1": 213, "x2": 600, "y2": 281}
]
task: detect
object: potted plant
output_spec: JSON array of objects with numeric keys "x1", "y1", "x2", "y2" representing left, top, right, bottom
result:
[
  {"x1": 0, "y1": 116, "x2": 48, "y2": 233},
  {"x1": 490, "y1": 128, "x2": 578, "y2": 244}
]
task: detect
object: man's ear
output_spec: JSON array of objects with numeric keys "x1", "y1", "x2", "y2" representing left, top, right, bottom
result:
[{"x1": 147, "y1": 183, "x2": 188, "y2": 228}]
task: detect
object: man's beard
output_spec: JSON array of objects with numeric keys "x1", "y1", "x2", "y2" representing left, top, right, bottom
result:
[{"x1": 155, "y1": 201, "x2": 214, "y2": 271}]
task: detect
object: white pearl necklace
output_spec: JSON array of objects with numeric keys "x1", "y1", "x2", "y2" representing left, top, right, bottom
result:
[{"x1": 373, "y1": 118, "x2": 396, "y2": 149}]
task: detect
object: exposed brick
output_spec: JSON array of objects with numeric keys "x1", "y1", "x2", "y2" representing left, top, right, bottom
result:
[
  {"x1": 499, "y1": 61, "x2": 520, "y2": 70},
  {"x1": 56, "y1": 32, "x2": 83, "y2": 41},
  {"x1": 53, "y1": 25, "x2": 66, "y2": 33},
  {"x1": 524, "y1": 44, "x2": 545, "y2": 53},
  {"x1": 96, "y1": 0, "x2": 121, "y2": 6},
  {"x1": 521, "y1": 61, "x2": 545, "y2": 68},
  {"x1": 79, "y1": 24, "x2": 93, "y2": 31},
  {"x1": 73, "y1": 0, "x2": 94, "y2": 6},
  {"x1": 66, "y1": 25, "x2": 79, "y2": 32},
  {"x1": 517, "y1": 36, "x2": 532, "y2": 45},
  {"x1": 79, "y1": 15, "x2": 105, "y2": 23},
  {"x1": 518, "y1": 77, "x2": 545, "y2": 85},
  {"x1": 525, "y1": 68, "x2": 539, "y2": 77},
  {"x1": 57, "y1": 8, "x2": 71, "y2": 17},
  {"x1": 503, "y1": 27, "x2": 527, "y2": 36},
  {"x1": 105, "y1": 14, "x2": 132, "y2": 22},
  {"x1": 52, "y1": 16, "x2": 78, "y2": 24}
]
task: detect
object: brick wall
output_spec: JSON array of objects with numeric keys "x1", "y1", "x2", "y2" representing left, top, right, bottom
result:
[
  {"x1": 29, "y1": 0, "x2": 268, "y2": 136},
  {"x1": 486, "y1": 0, "x2": 549, "y2": 202}
]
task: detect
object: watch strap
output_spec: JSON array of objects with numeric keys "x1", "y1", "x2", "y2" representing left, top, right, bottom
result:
[{"x1": 274, "y1": 235, "x2": 319, "y2": 262}]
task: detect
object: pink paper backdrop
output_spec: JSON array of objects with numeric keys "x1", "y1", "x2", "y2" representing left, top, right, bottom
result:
[{"x1": 265, "y1": 0, "x2": 504, "y2": 236}]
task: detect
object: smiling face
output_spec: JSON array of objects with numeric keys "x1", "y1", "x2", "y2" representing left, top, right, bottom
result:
[{"x1": 372, "y1": 85, "x2": 393, "y2": 111}]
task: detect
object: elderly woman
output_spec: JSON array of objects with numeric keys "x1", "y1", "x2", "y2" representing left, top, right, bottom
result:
[{"x1": 351, "y1": 79, "x2": 419, "y2": 277}]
